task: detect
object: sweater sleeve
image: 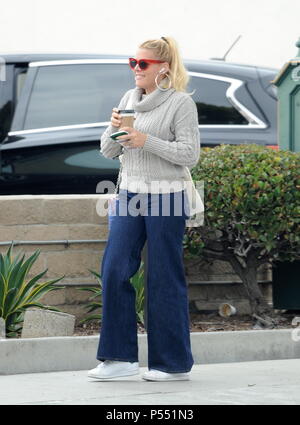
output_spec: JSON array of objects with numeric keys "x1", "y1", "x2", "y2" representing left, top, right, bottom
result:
[
  {"x1": 142, "y1": 96, "x2": 200, "y2": 168},
  {"x1": 100, "y1": 89, "x2": 134, "y2": 159}
]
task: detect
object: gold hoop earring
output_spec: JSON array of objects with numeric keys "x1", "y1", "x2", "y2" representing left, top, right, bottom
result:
[{"x1": 155, "y1": 73, "x2": 172, "y2": 91}]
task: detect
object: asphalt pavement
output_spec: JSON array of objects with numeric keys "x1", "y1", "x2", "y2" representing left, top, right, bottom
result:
[{"x1": 0, "y1": 359, "x2": 299, "y2": 405}]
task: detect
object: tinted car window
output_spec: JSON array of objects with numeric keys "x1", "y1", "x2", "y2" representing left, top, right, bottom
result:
[
  {"x1": 188, "y1": 76, "x2": 248, "y2": 125},
  {"x1": 24, "y1": 64, "x2": 134, "y2": 130}
]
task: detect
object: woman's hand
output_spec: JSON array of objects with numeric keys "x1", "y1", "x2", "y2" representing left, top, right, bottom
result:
[
  {"x1": 111, "y1": 108, "x2": 122, "y2": 128},
  {"x1": 117, "y1": 127, "x2": 147, "y2": 148}
]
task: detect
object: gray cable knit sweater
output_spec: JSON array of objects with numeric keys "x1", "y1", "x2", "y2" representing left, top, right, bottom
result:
[{"x1": 100, "y1": 86, "x2": 200, "y2": 193}]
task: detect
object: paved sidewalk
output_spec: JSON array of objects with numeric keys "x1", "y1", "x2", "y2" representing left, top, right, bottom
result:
[{"x1": 0, "y1": 359, "x2": 299, "y2": 405}]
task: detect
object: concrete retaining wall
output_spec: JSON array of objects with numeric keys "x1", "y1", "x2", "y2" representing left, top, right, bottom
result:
[
  {"x1": 0, "y1": 195, "x2": 272, "y2": 320},
  {"x1": 0, "y1": 329, "x2": 299, "y2": 375},
  {"x1": 0, "y1": 195, "x2": 109, "y2": 320}
]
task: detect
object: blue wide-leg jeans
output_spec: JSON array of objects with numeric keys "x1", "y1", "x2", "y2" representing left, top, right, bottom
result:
[{"x1": 96, "y1": 189, "x2": 194, "y2": 373}]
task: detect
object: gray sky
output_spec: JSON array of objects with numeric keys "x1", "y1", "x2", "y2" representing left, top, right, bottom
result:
[{"x1": 1, "y1": 0, "x2": 299, "y2": 70}]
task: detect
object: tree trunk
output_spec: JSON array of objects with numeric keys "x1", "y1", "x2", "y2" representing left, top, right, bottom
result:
[
  {"x1": 240, "y1": 263, "x2": 271, "y2": 315},
  {"x1": 228, "y1": 253, "x2": 271, "y2": 316}
]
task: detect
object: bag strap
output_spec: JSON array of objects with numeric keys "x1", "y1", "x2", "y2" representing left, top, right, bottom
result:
[{"x1": 114, "y1": 90, "x2": 135, "y2": 195}]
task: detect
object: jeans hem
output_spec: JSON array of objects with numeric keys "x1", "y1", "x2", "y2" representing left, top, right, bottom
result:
[{"x1": 97, "y1": 356, "x2": 139, "y2": 363}]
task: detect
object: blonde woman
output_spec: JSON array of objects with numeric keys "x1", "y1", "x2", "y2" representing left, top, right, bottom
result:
[{"x1": 88, "y1": 37, "x2": 200, "y2": 381}]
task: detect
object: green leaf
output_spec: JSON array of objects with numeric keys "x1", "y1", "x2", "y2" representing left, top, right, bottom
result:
[
  {"x1": 11, "y1": 269, "x2": 49, "y2": 311},
  {"x1": 80, "y1": 314, "x2": 101, "y2": 324},
  {"x1": 77, "y1": 287, "x2": 102, "y2": 294},
  {"x1": 3, "y1": 288, "x2": 18, "y2": 319}
]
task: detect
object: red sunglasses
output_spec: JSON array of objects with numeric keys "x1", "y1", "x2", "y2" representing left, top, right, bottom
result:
[{"x1": 129, "y1": 57, "x2": 164, "y2": 70}]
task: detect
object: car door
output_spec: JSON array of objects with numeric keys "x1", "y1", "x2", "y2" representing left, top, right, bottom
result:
[{"x1": 0, "y1": 60, "x2": 134, "y2": 195}]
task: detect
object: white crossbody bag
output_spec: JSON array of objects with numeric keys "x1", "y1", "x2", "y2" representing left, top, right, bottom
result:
[{"x1": 184, "y1": 167, "x2": 205, "y2": 227}]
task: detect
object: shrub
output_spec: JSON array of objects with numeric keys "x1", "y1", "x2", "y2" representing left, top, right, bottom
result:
[{"x1": 184, "y1": 144, "x2": 300, "y2": 319}]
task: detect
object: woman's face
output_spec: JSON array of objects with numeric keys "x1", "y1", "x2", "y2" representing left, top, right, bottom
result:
[{"x1": 132, "y1": 48, "x2": 169, "y2": 94}]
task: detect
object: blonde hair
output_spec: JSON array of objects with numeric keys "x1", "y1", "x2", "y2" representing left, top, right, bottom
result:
[{"x1": 139, "y1": 36, "x2": 189, "y2": 92}]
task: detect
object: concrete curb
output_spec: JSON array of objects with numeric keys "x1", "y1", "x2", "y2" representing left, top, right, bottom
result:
[{"x1": 0, "y1": 329, "x2": 299, "y2": 375}]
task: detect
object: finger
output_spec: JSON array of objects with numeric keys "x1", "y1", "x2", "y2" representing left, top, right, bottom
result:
[
  {"x1": 111, "y1": 115, "x2": 120, "y2": 121},
  {"x1": 119, "y1": 127, "x2": 133, "y2": 132},
  {"x1": 111, "y1": 115, "x2": 121, "y2": 126},
  {"x1": 116, "y1": 135, "x2": 131, "y2": 141}
]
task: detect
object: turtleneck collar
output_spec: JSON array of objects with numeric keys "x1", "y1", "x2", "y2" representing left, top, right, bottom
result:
[{"x1": 132, "y1": 86, "x2": 176, "y2": 112}]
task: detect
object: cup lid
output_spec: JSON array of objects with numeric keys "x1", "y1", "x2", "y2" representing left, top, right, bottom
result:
[{"x1": 119, "y1": 109, "x2": 135, "y2": 114}]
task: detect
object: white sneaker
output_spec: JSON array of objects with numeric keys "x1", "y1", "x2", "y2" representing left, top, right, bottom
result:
[
  {"x1": 142, "y1": 369, "x2": 190, "y2": 381},
  {"x1": 88, "y1": 360, "x2": 139, "y2": 380}
]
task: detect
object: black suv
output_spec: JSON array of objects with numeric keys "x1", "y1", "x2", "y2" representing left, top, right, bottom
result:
[{"x1": 0, "y1": 53, "x2": 278, "y2": 195}]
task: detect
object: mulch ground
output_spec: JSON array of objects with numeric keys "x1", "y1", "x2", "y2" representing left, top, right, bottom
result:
[{"x1": 73, "y1": 311, "x2": 299, "y2": 336}]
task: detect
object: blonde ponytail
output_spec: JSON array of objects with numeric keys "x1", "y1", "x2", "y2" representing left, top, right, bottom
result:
[{"x1": 139, "y1": 36, "x2": 190, "y2": 92}]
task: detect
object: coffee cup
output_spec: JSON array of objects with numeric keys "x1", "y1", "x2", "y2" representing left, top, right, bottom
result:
[{"x1": 119, "y1": 109, "x2": 135, "y2": 128}]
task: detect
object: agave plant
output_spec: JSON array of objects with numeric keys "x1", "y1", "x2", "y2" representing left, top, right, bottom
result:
[
  {"x1": 77, "y1": 269, "x2": 103, "y2": 324},
  {"x1": 0, "y1": 243, "x2": 65, "y2": 337},
  {"x1": 130, "y1": 262, "x2": 145, "y2": 325},
  {"x1": 79, "y1": 262, "x2": 145, "y2": 326}
]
